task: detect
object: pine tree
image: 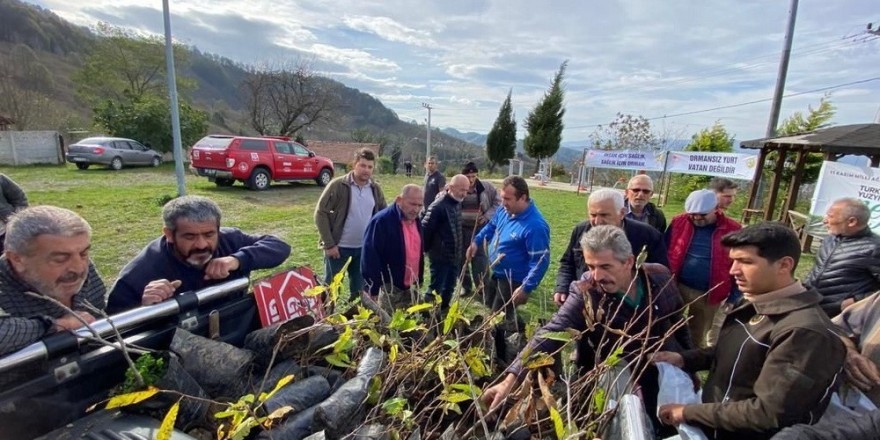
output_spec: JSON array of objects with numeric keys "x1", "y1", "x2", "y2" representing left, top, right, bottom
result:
[
  {"x1": 523, "y1": 61, "x2": 567, "y2": 168},
  {"x1": 485, "y1": 89, "x2": 517, "y2": 173}
]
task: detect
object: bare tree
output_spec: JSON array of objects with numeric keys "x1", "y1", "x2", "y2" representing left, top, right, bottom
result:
[{"x1": 241, "y1": 59, "x2": 340, "y2": 137}]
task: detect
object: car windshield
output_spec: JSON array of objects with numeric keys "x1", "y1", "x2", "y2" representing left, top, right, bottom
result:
[{"x1": 194, "y1": 137, "x2": 234, "y2": 150}]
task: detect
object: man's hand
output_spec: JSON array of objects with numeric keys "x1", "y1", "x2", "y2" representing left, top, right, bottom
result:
[
  {"x1": 481, "y1": 374, "x2": 517, "y2": 412},
  {"x1": 511, "y1": 286, "x2": 529, "y2": 306},
  {"x1": 466, "y1": 243, "x2": 477, "y2": 260},
  {"x1": 142, "y1": 279, "x2": 183, "y2": 306},
  {"x1": 553, "y1": 292, "x2": 568, "y2": 306},
  {"x1": 204, "y1": 256, "x2": 241, "y2": 280},
  {"x1": 652, "y1": 351, "x2": 685, "y2": 368},
  {"x1": 841, "y1": 297, "x2": 856, "y2": 311},
  {"x1": 845, "y1": 347, "x2": 880, "y2": 391},
  {"x1": 658, "y1": 403, "x2": 687, "y2": 425},
  {"x1": 53, "y1": 311, "x2": 96, "y2": 332},
  {"x1": 324, "y1": 246, "x2": 340, "y2": 259}
]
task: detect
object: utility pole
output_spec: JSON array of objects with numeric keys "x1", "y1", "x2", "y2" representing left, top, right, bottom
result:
[
  {"x1": 753, "y1": 0, "x2": 798, "y2": 209},
  {"x1": 163, "y1": 0, "x2": 186, "y2": 197},
  {"x1": 422, "y1": 102, "x2": 432, "y2": 160}
]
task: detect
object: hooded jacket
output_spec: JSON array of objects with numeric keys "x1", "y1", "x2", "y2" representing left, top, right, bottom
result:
[
  {"x1": 680, "y1": 287, "x2": 845, "y2": 440},
  {"x1": 804, "y1": 227, "x2": 880, "y2": 317}
]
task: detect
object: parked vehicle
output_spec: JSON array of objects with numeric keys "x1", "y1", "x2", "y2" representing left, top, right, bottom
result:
[
  {"x1": 66, "y1": 137, "x2": 162, "y2": 170},
  {"x1": 189, "y1": 135, "x2": 335, "y2": 190}
]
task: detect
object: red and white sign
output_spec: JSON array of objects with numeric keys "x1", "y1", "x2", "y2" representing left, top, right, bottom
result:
[{"x1": 254, "y1": 267, "x2": 324, "y2": 327}]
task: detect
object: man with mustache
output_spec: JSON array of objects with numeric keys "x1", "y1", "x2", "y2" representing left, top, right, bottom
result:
[
  {"x1": 0, "y1": 206, "x2": 106, "y2": 356},
  {"x1": 107, "y1": 195, "x2": 290, "y2": 313}
]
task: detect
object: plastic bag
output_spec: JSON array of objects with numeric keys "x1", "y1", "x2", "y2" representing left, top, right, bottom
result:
[
  {"x1": 656, "y1": 362, "x2": 707, "y2": 440},
  {"x1": 820, "y1": 385, "x2": 879, "y2": 422}
]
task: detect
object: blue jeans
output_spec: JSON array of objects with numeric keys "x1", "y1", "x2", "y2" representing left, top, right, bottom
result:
[
  {"x1": 427, "y1": 261, "x2": 458, "y2": 308},
  {"x1": 324, "y1": 247, "x2": 364, "y2": 297}
]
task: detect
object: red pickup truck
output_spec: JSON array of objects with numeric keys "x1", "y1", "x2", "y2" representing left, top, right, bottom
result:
[{"x1": 190, "y1": 135, "x2": 335, "y2": 190}]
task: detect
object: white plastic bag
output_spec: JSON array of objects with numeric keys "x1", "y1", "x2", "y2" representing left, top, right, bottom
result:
[{"x1": 656, "y1": 362, "x2": 707, "y2": 440}]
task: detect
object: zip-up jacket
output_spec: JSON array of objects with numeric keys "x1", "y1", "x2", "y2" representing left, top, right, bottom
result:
[
  {"x1": 362, "y1": 204, "x2": 424, "y2": 296},
  {"x1": 421, "y1": 194, "x2": 463, "y2": 265},
  {"x1": 473, "y1": 200, "x2": 550, "y2": 293},
  {"x1": 665, "y1": 212, "x2": 741, "y2": 305},
  {"x1": 314, "y1": 173, "x2": 387, "y2": 249},
  {"x1": 680, "y1": 287, "x2": 845, "y2": 440},
  {"x1": 804, "y1": 227, "x2": 880, "y2": 317},
  {"x1": 555, "y1": 218, "x2": 669, "y2": 294}
]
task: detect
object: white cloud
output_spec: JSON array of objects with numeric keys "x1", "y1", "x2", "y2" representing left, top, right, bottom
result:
[{"x1": 342, "y1": 15, "x2": 435, "y2": 47}]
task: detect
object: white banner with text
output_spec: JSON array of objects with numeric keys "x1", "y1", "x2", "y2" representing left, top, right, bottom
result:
[
  {"x1": 666, "y1": 151, "x2": 759, "y2": 181},
  {"x1": 811, "y1": 161, "x2": 880, "y2": 234},
  {"x1": 584, "y1": 149, "x2": 666, "y2": 171}
]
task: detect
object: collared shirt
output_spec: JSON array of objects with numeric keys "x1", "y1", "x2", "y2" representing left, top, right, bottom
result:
[
  {"x1": 0, "y1": 257, "x2": 106, "y2": 355},
  {"x1": 401, "y1": 219, "x2": 421, "y2": 287},
  {"x1": 338, "y1": 174, "x2": 376, "y2": 248},
  {"x1": 625, "y1": 203, "x2": 648, "y2": 222}
]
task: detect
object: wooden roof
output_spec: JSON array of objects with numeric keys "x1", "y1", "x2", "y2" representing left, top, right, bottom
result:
[{"x1": 740, "y1": 123, "x2": 880, "y2": 156}]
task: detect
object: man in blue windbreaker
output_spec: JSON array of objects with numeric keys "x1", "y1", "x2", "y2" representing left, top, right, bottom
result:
[{"x1": 467, "y1": 175, "x2": 550, "y2": 360}]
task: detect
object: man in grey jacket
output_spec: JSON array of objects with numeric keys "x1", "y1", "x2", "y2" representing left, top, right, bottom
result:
[
  {"x1": 805, "y1": 197, "x2": 880, "y2": 317},
  {"x1": 458, "y1": 162, "x2": 499, "y2": 296}
]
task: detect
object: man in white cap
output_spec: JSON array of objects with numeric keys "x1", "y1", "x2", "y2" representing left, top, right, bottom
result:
[{"x1": 665, "y1": 189, "x2": 741, "y2": 347}]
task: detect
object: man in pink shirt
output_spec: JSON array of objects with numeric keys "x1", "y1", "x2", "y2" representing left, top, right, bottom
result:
[{"x1": 362, "y1": 184, "x2": 425, "y2": 313}]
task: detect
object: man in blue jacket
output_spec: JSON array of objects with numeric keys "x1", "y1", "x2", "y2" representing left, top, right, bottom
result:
[
  {"x1": 467, "y1": 176, "x2": 550, "y2": 359},
  {"x1": 107, "y1": 196, "x2": 291, "y2": 314},
  {"x1": 362, "y1": 184, "x2": 425, "y2": 313}
]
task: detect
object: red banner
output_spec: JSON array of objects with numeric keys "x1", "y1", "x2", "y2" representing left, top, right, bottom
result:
[{"x1": 253, "y1": 267, "x2": 324, "y2": 327}]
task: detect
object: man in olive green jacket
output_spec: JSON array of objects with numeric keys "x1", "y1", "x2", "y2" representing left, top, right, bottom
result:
[
  {"x1": 314, "y1": 148, "x2": 386, "y2": 298},
  {"x1": 655, "y1": 222, "x2": 845, "y2": 440}
]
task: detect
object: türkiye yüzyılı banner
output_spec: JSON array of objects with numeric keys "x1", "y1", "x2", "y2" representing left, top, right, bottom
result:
[
  {"x1": 811, "y1": 161, "x2": 880, "y2": 234},
  {"x1": 584, "y1": 149, "x2": 666, "y2": 171},
  {"x1": 666, "y1": 151, "x2": 759, "y2": 181}
]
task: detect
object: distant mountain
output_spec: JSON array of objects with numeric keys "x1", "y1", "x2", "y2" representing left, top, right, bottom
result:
[{"x1": 441, "y1": 127, "x2": 487, "y2": 146}]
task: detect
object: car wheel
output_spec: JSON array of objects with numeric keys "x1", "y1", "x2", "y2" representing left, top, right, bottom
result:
[
  {"x1": 75, "y1": 163, "x2": 90, "y2": 170},
  {"x1": 247, "y1": 168, "x2": 271, "y2": 191},
  {"x1": 315, "y1": 168, "x2": 333, "y2": 186},
  {"x1": 214, "y1": 178, "x2": 235, "y2": 187},
  {"x1": 109, "y1": 157, "x2": 123, "y2": 170},
  {"x1": 150, "y1": 156, "x2": 161, "y2": 167}
]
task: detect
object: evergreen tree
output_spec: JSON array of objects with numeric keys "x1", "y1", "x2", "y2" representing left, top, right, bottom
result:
[
  {"x1": 485, "y1": 89, "x2": 517, "y2": 173},
  {"x1": 523, "y1": 61, "x2": 567, "y2": 168},
  {"x1": 775, "y1": 96, "x2": 835, "y2": 183}
]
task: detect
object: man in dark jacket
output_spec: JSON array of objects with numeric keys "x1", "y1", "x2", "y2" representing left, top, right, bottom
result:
[
  {"x1": 422, "y1": 156, "x2": 445, "y2": 208},
  {"x1": 483, "y1": 225, "x2": 692, "y2": 430},
  {"x1": 362, "y1": 184, "x2": 425, "y2": 313},
  {"x1": 624, "y1": 174, "x2": 666, "y2": 233},
  {"x1": 656, "y1": 222, "x2": 845, "y2": 440},
  {"x1": 421, "y1": 175, "x2": 469, "y2": 308},
  {"x1": 665, "y1": 189, "x2": 741, "y2": 347},
  {"x1": 459, "y1": 162, "x2": 500, "y2": 296},
  {"x1": 0, "y1": 174, "x2": 28, "y2": 253},
  {"x1": 107, "y1": 196, "x2": 291, "y2": 313},
  {"x1": 804, "y1": 197, "x2": 880, "y2": 317},
  {"x1": 555, "y1": 188, "x2": 668, "y2": 306}
]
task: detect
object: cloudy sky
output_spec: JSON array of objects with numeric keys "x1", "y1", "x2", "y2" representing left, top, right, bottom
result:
[{"x1": 30, "y1": 0, "x2": 880, "y2": 144}]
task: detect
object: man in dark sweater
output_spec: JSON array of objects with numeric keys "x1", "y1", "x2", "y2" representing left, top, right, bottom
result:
[
  {"x1": 422, "y1": 156, "x2": 445, "y2": 209},
  {"x1": 555, "y1": 188, "x2": 668, "y2": 306},
  {"x1": 107, "y1": 196, "x2": 291, "y2": 314},
  {"x1": 421, "y1": 175, "x2": 469, "y2": 308},
  {"x1": 623, "y1": 174, "x2": 666, "y2": 233}
]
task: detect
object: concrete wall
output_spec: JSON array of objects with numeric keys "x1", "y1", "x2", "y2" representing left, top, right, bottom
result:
[{"x1": 0, "y1": 131, "x2": 63, "y2": 165}]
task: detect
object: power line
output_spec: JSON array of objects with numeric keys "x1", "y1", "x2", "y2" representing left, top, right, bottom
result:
[{"x1": 568, "y1": 75, "x2": 880, "y2": 129}]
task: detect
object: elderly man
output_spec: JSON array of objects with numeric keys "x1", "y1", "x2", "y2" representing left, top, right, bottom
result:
[
  {"x1": 422, "y1": 175, "x2": 470, "y2": 309},
  {"x1": 0, "y1": 206, "x2": 106, "y2": 356},
  {"x1": 655, "y1": 222, "x2": 845, "y2": 440},
  {"x1": 709, "y1": 177, "x2": 739, "y2": 211},
  {"x1": 804, "y1": 197, "x2": 880, "y2": 317},
  {"x1": 107, "y1": 196, "x2": 290, "y2": 313},
  {"x1": 483, "y1": 226, "x2": 692, "y2": 431},
  {"x1": 555, "y1": 188, "x2": 668, "y2": 306},
  {"x1": 459, "y1": 162, "x2": 500, "y2": 297},
  {"x1": 315, "y1": 148, "x2": 387, "y2": 299},
  {"x1": 624, "y1": 174, "x2": 666, "y2": 232},
  {"x1": 468, "y1": 176, "x2": 550, "y2": 359},
  {"x1": 666, "y1": 189, "x2": 741, "y2": 347},
  {"x1": 362, "y1": 184, "x2": 425, "y2": 312}
]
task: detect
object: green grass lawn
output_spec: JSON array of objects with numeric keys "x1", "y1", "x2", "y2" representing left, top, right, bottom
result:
[{"x1": 0, "y1": 163, "x2": 814, "y2": 323}]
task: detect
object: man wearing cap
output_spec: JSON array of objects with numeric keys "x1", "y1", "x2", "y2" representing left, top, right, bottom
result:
[
  {"x1": 666, "y1": 189, "x2": 741, "y2": 347},
  {"x1": 458, "y1": 162, "x2": 500, "y2": 296},
  {"x1": 624, "y1": 174, "x2": 666, "y2": 233}
]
